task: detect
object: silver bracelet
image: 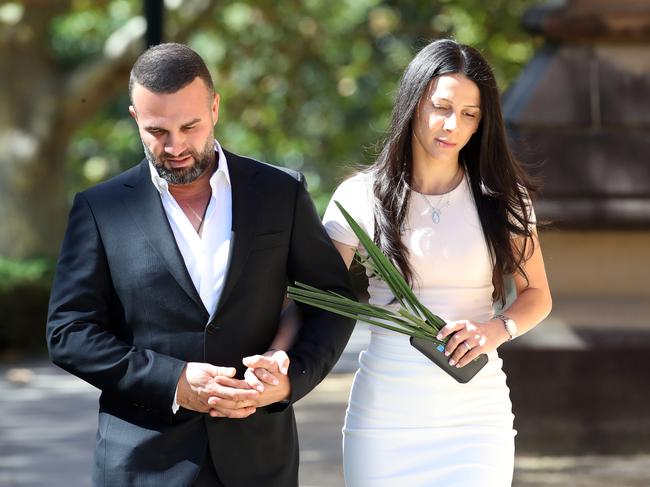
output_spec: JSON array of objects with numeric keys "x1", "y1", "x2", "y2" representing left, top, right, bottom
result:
[{"x1": 494, "y1": 314, "x2": 517, "y2": 340}]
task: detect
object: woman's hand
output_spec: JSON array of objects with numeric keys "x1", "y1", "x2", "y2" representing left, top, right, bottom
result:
[{"x1": 436, "y1": 319, "x2": 511, "y2": 368}]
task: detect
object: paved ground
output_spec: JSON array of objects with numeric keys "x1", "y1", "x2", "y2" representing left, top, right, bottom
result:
[{"x1": 2, "y1": 322, "x2": 650, "y2": 486}]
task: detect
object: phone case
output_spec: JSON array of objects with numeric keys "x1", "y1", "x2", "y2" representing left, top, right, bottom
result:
[{"x1": 410, "y1": 336, "x2": 488, "y2": 383}]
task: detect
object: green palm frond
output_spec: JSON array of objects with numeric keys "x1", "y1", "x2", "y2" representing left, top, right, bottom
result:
[{"x1": 287, "y1": 201, "x2": 447, "y2": 344}]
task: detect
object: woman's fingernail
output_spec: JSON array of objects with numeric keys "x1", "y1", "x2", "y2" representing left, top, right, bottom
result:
[
  {"x1": 449, "y1": 359, "x2": 456, "y2": 366},
  {"x1": 444, "y1": 351, "x2": 450, "y2": 357},
  {"x1": 436, "y1": 333, "x2": 442, "y2": 340}
]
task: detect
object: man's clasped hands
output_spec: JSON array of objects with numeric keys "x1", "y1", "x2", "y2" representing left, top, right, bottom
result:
[{"x1": 176, "y1": 350, "x2": 291, "y2": 418}]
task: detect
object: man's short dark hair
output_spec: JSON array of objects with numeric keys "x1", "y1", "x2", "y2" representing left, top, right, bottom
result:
[{"x1": 129, "y1": 43, "x2": 214, "y2": 102}]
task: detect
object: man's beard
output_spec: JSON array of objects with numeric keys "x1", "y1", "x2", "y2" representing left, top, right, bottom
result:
[{"x1": 143, "y1": 138, "x2": 215, "y2": 185}]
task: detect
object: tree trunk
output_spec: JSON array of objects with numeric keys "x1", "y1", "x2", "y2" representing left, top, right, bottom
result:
[
  {"x1": 0, "y1": 2, "x2": 71, "y2": 257},
  {"x1": 0, "y1": 0, "x2": 217, "y2": 258},
  {"x1": 0, "y1": 132, "x2": 70, "y2": 258}
]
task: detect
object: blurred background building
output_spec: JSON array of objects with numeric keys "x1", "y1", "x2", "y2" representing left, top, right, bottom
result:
[{"x1": 502, "y1": 0, "x2": 650, "y2": 455}]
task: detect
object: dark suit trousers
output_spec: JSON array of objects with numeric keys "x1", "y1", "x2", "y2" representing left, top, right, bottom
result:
[{"x1": 193, "y1": 446, "x2": 224, "y2": 487}]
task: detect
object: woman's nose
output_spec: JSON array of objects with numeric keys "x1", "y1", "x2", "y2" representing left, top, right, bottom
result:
[{"x1": 443, "y1": 113, "x2": 458, "y2": 132}]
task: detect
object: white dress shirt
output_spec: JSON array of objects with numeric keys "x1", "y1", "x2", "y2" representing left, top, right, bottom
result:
[{"x1": 148, "y1": 140, "x2": 232, "y2": 413}]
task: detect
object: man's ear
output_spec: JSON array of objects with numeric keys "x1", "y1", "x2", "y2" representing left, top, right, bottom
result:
[
  {"x1": 211, "y1": 93, "x2": 220, "y2": 126},
  {"x1": 128, "y1": 105, "x2": 137, "y2": 121}
]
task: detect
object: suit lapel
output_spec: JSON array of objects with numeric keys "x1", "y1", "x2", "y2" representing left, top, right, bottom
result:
[
  {"x1": 213, "y1": 151, "x2": 260, "y2": 317},
  {"x1": 122, "y1": 161, "x2": 208, "y2": 315}
]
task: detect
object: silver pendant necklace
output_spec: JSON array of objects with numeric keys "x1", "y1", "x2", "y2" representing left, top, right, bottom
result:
[
  {"x1": 419, "y1": 191, "x2": 451, "y2": 224},
  {"x1": 416, "y1": 167, "x2": 463, "y2": 224}
]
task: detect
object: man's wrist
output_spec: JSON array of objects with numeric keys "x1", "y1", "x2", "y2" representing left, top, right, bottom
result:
[
  {"x1": 172, "y1": 363, "x2": 187, "y2": 414},
  {"x1": 277, "y1": 377, "x2": 291, "y2": 404},
  {"x1": 171, "y1": 385, "x2": 180, "y2": 414}
]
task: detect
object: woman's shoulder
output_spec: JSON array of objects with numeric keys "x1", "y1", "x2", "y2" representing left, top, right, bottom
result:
[
  {"x1": 334, "y1": 172, "x2": 372, "y2": 201},
  {"x1": 335, "y1": 170, "x2": 373, "y2": 191},
  {"x1": 324, "y1": 170, "x2": 375, "y2": 246},
  {"x1": 330, "y1": 171, "x2": 373, "y2": 205}
]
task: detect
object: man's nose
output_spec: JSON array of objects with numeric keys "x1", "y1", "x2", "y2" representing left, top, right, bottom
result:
[{"x1": 164, "y1": 132, "x2": 187, "y2": 156}]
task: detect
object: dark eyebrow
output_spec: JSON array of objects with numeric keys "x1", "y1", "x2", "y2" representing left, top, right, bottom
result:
[
  {"x1": 182, "y1": 118, "x2": 201, "y2": 127},
  {"x1": 434, "y1": 97, "x2": 481, "y2": 109},
  {"x1": 143, "y1": 118, "x2": 201, "y2": 132}
]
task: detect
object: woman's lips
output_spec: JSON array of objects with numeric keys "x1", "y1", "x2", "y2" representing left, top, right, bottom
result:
[{"x1": 435, "y1": 138, "x2": 457, "y2": 148}]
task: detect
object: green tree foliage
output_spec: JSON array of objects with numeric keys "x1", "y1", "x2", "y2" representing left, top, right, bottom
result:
[
  {"x1": 1, "y1": 0, "x2": 539, "y2": 352},
  {"x1": 67, "y1": 0, "x2": 539, "y2": 212},
  {"x1": 0, "y1": 0, "x2": 218, "y2": 258}
]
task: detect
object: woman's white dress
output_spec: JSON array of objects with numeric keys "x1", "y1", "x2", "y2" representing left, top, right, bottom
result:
[{"x1": 323, "y1": 172, "x2": 519, "y2": 487}]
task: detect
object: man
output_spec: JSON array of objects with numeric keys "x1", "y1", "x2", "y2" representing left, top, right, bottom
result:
[{"x1": 46, "y1": 43, "x2": 355, "y2": 487}]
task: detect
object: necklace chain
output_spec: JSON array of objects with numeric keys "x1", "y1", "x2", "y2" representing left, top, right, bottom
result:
[
  {"x1": 183, "y1": 200, "x2": 209, "y2": 233},
  {"x1": 185, "y1": 202, "x2": 205, "y2": 223},
  {"x1": 419, "y1": 192, "x2": 450, "y2": 224},
  {"x1": 415, "y1": 168, "x2": 463, "y2": 225}
]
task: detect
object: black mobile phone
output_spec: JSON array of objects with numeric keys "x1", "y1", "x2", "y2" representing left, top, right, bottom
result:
[{"x1": 410, "y1": 336, "x2": 488, "y2": 384}]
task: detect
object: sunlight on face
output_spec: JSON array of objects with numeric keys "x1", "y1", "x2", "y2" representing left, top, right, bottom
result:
[
  {"x1": 129, "y1": 77, "x2": 220, "y2": 184},
  {"x1": 411, "y1": 73, "x2": 482, "y2": 165}
]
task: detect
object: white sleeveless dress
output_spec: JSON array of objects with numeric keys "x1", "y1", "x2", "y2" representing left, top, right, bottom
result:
[{"x1": 323, "y1": 172, "x2": 518, "y2": 487}]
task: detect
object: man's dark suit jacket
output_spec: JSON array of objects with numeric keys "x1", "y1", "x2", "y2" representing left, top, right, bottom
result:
[{"x1": 46, "y1": 150, "x2": 356, "y2": 487}]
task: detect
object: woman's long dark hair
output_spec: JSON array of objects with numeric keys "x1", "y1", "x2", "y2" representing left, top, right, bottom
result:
[{"x1": 368, "y1": 38, "x2": 536, "y2": 305}]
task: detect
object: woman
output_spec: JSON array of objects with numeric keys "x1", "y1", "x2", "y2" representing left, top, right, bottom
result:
[{"x1": 321, "y1": 39, "x2": 552, "y2": 486}]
